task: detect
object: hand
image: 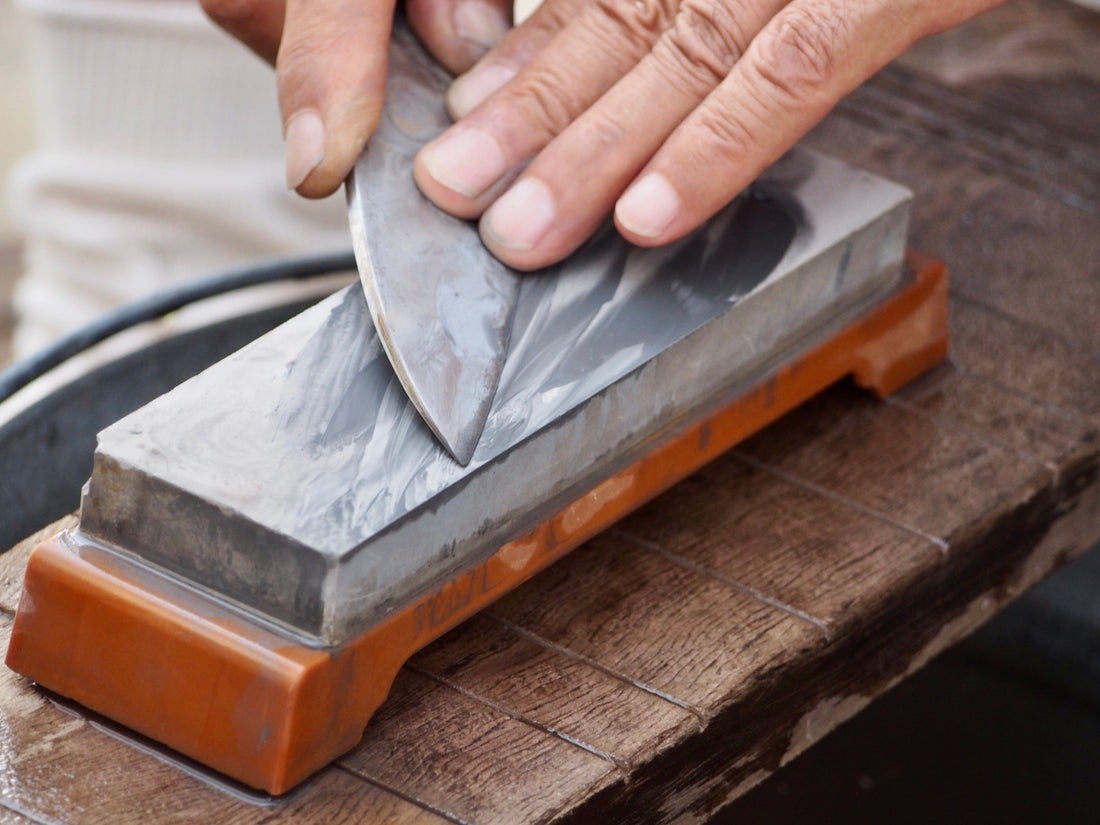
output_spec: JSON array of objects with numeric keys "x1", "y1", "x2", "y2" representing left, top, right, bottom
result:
[
  {"x1": 414, "y1": 0, "x2": 1005, "y2": 270},
  {"x1": 201, "y1": 0, "x2": 512, "y2": 196}
]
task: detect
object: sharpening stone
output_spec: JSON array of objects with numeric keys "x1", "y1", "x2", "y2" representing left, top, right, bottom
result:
[{"x1": 80, "y1": 151, "x2": 910, "y2": 645}]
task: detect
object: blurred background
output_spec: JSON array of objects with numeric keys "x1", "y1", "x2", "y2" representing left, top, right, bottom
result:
[
  {"x1": 0, "y1": 0, "x2": 34, "y2": 365},
  {"x1": 0, "y1": 0, "x2": 349, "y2": 368}
]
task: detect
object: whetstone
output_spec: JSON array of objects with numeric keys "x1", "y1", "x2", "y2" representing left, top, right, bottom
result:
[{"x1": 81, "y1": 151, "x2": 911, "y2": 645}]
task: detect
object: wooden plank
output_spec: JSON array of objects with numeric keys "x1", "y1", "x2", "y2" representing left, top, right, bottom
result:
[
  {"x1": 409, "y1": 614, "x2": 699, "y2": 768},
  {"x1": 827, "y1": 0, "x2": 1100, "y2": 220},
  {"x1": 488, "y1": 534, "x2": 818, "y2": 715},
  {"x1": 556, "y1": 381, "x2": 1094, "y2": 822},
  {"x1": 340, "y1": 669, "x2": 616, "y2": 825},
  {"x1": 735, "y1": 384, "x2": 1042, "y2": 544},
  {"x1": 950, "y1": 298, "x2": 1100, "y2": 423},
  {"x1": 889, "y1": 362, "x2": 1097, "y2": 468},
  {"x1": 548, "y1": 337, "x2": 1099, "y2": 821},
  {"x1": 554, "y1": 452, "x2": 1100, "y2": 823},
  {"x1": 618, "y1": 360, "x2": 1092, "y2": 624},
  {"x1": 615, "y1": 454, "x2": 941, "y2": 627},
  {"x1": 355, "y1": 342, "x2": 1098, "y2": 821},
  {"x1": 392, "y1": 372, "x2": 1066, "y2": 815},
  {"x1": 927, "y1": 179, "x2": 1100, "y2": 355},
  {"x1": 533, "y1": 307, "x2": 1096, "y2": 820},
  {"x1": 841, "y1": 65, "x2": 1099, "y2": 214}
]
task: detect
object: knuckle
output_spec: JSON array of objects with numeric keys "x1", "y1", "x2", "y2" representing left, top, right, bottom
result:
[
  {"x1": 521, "y1": 0, "x2": 574, "y2": 43},
  {"x1": 503, "y1": 65, "x2": 586, "y2": 138},
  {"x1": 590, "y1": 0, "x2": 677, "y2": 45},
  {"x1": 692, "y1": 106, "x2": 755, "y2": 165},
  {"x1": 574, "y1": 112, "x2": 630, "y2": 157},
  {"x1": 663, "y1": 1, "x2": 747, "y2": 84},
  {"x1": 752, "y1": 7, "x2": 841, "y2": 101}
]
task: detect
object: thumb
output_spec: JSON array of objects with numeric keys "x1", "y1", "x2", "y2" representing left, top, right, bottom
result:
[{"x1": 278, "y1": 0, "x2": 397, "y2": 197}]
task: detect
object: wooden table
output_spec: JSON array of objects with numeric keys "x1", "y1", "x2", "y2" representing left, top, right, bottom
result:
[{"x1": 1, "y1": 1, "x2": 1097, "y2": 821}]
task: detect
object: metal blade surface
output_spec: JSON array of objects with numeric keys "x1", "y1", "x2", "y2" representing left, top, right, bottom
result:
[{"x1": 348, "y1": 21, "x2": 520, "y2": 465}]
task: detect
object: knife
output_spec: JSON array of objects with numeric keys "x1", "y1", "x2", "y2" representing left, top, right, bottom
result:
[{"x1": 347, "y1": 20, "x2": 521, "y2": 466}]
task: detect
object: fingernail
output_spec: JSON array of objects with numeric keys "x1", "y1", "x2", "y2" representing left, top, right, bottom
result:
[
  {"x1": 482, "y1": 178, "x2": 555, "y2": 252},
  {"x1": 447, "y1": 63, "x2": 516, "y2": 118},
  {"x1": 616, "y1": 173, "x2": 681, "y2": 239},
  {"x1": 284, "y1": 110, "x2": 325, "y2": 190},
  {"x1": 453, "y1": 1, "x2": 509, "y2": 51},
  {"x1": 419, "y1": 128, "x2": 508, "y2": 199}
]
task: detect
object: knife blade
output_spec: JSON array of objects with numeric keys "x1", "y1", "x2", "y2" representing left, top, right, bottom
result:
[{"x1": 347, "y1": 20, "x2": 521, "y2": 466}]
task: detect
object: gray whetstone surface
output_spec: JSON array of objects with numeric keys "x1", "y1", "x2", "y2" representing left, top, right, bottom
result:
[{"x1": 81, "y1": 155, "x2": 911, "y2": 644}]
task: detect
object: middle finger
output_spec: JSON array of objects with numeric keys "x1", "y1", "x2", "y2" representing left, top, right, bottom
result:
[
  {"x1": 413, "y1": 0, "x2": 680, "y2": 219},
  {"x1": 481, "y1": 0, "x2": 788, "y2": 268}
]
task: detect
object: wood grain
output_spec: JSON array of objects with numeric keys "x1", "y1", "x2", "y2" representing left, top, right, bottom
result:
[
  {"x1": 615, "y1": 454, "x2": 941, "y2": 627},
  {"x1": 735, "y1": 384, "x2": 1042, "y2": 544},
  {"x1": 341, "y1": 669, "x2": 615, "y2": 825},
  {"x1": 950, "y1": 299, "x2": 1100, "y2": 423},
  {"x1": 835, "y1": 64, "x2": 1099, "y2": 218},
  {"x1": 409, "y1": 614, "x2": 699, "y2": 768},
  {"x1": 551, "y1": 440, "x2": 1099, "y2": 824},
  {"x1": 487, "y1": 533, "x2": 818, "y2": 715},
  {"x1": 889, "y1": 362, "x2": 1096, "y2": 468}
]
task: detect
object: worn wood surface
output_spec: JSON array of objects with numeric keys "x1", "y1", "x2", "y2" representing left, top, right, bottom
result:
[{"x1": 1, "y1": 1, "x2": 1098, "y2": 822}]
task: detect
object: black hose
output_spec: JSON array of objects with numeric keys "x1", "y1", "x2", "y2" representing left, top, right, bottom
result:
[{"x1": 0, "y1": 250, "x2": 356, "y2": 404}]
